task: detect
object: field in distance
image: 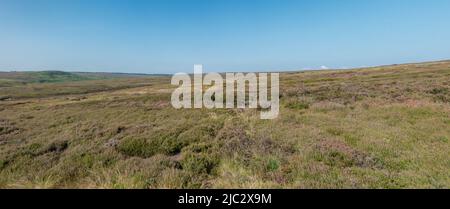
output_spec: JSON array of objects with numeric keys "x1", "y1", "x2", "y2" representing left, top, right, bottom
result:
[{"x1": 0, "y1": 61, "x2": 449, "y2": 188}]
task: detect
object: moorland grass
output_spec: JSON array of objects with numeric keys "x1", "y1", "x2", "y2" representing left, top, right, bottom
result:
[{"x1": 0, "y1": 61, "x2": 449, "y2": 188}]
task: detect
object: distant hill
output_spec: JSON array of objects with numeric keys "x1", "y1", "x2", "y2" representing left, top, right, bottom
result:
[{"x1": 0, "y1": 71, "x2": 162, "y2": 87}]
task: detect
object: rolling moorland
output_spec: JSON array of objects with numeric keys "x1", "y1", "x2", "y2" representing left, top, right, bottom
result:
[{"x1": 0, "y1": 61, "x2": 449, "y2": 188}]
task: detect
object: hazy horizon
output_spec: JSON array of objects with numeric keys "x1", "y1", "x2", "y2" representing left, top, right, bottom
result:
[{"x1": 1, "y1": 58, "x2": 449, "y2": 75}]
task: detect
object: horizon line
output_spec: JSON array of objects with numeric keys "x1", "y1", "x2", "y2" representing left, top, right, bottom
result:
[{"x1": 1, "y1": 59, "x2": 449, "y2": 75}]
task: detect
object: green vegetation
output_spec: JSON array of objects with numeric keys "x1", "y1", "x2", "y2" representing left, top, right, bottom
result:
[
  {"x1": 0, "y1": 61, "x2": 449, "y2": 188},
  {"x1": 0, "y1": 71, "x2": 91, "y2": 86},
  {"x1": 0, "y1": 71, "x2": 161, "y2": 86},
  {"x1": 0, "y1": 71, "x2": 169, "y2": 100}
]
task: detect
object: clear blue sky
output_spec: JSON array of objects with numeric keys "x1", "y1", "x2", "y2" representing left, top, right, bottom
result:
[{"x1": 1, "y1": 0, "x2": 450, "y2": 74}]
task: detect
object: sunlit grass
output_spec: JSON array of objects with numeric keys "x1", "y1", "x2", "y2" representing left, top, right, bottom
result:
[{"x1": 0, "y1": 61, "x2": 449, "y2": 188}]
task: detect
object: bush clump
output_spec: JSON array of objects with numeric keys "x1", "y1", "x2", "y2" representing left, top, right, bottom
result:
[
  {"x1": 285, "y1": 99, "x2": 310, "y2": 110},
  {"x1": 180, "y1": 143, "x2": 220, "y2": 175},
  {"x1": 117, "y1": 137, "x2": 157, "y2": 158},
  {"x1": 266, "y1": 158, "x2": 280, "y2": 172},
  {"x1": 117, "y1": 126, "x2": 189, "y2": 158}
]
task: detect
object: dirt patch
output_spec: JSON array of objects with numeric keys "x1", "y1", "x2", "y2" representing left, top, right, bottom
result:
[
  {"x1": 0, "y1": 119, "x2": 20, "y2": 143},
  {"x1": 148, "y1": 101, "x2": 170, "y2": 109},
  {"x1": 403, "y1": 99, "x2": 432, "y2": 108},
  {"x1": 0, "y1": 119, "x2": 20, "y2": 136},
  {"x1": 104, "y1": 137, "x2": 120, "y2": 148},
  {"x1": 44, "y1": 140, "x2": 69, "y2": 154}
]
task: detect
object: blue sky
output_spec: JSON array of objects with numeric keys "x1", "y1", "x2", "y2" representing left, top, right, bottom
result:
[{"x1": 1, "y1": 0, "x2": 450, "y2": 74}]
